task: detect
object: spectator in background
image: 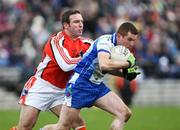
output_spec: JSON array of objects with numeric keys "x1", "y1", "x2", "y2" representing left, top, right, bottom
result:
[
  {"x1": 0, "y1": 43, "x2": 10, "y2": 66},
  {"x1": 0, "y1": 0, "x2": 180, "y2": 101},
  {"x1": 115, "y1": 77, "x2": 138, "y2": 106},
  {"x1": 171, "y1": 54, "x2": 180, "y2": 78},
  {"x1": 30, "y1": 15, "x2": 50, "y2": 53},
  {"x1": 95, "y1": 14, "x2": 116, "y2": 37},
  {"x1": 73, "y1": 0, "x2": 99, "y2": 38}
]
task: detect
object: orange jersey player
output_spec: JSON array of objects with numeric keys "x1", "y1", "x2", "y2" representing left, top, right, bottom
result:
[
  {"x1": 10, "y1": 9, "x2": 92, "y2": 130},
  {"x1": 19, "y1": 31, "x2": 92, "y2": 104}
]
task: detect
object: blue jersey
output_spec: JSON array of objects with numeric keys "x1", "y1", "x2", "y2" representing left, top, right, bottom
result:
[
  {"x1": 70, "y1": 33, "x2": 117, "y2": 84},
  {"x1": 65, "y1": 33, "x2": 117, "y2": 109}
]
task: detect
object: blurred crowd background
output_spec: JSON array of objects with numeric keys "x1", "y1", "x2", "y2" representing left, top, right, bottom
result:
[{"x1": 0, "y1": 0, "x2": 179, "y2": 88}]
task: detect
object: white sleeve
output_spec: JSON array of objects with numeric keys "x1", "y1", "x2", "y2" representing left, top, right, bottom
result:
[
  {"x1": 96, "y1": 39, "x2": 112, "y2": 53},
  {"x1": 51, "y1": 37, "x2": 81, "y2": 72},
  {"x1": 80, "y1": 37, "x2": 93, "y2": 45}
]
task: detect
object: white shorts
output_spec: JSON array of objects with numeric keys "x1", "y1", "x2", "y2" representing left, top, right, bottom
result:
[{"x1": 19, "y1": 76, "x2": 65, "y2": 111}]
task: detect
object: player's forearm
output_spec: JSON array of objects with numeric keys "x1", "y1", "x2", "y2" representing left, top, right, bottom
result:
[
  {"x1": 57, "y1": 61, "x2": 77, "y2": 72},
  {"x1": 100, "y1": 59, "x2": 130, "y2": 72},
  {"x1": 55, "y1": 52, "x2": 81, "y2": 72},
  {"x1": 107, "y1": 69, "x2": 124, "y2": 77}
]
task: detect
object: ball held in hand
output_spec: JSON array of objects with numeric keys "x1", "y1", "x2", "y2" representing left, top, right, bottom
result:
[{"x1": 110, "y1": 45, "x2": 131, "y2": 61}]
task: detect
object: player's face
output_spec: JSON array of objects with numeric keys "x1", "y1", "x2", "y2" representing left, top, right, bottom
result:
[
  {"x1": 118, "y1": 32, "x2": 138, "y2": 49},
  {"x1": 67, "y1": 14, "x2": 84, "y2": 38}
]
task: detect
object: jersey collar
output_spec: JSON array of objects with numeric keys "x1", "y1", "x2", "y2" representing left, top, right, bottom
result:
[
  {"x1": 111, "y1": 33, "x2": 117, "y2": 46},
  {"x1": 62, "y1": 31, "x2": 80, "y2": 42}
]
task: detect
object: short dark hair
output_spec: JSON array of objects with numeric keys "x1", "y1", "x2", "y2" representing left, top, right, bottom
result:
[
  {"x1": 61, "y1": 9, "x2": 81, "y2": 25},
  {"x1": 117, "y1": 22, "x2": 139, "y2": 36}
]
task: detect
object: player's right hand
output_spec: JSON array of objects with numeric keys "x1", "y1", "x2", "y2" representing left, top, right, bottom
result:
[{"x1": 127, "y1": 53, "x2": 136, "y2": 68}]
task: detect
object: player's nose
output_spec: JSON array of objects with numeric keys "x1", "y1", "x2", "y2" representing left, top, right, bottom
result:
[{"x1": 79, "y1": 21, "x2": 83, "y2": 27}]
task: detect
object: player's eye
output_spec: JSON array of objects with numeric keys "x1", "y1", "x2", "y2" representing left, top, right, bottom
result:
[
  {"x1": 127, "y1": 37, "x2": 135, "y2": 42},
  {"x1": 73, "y1": 20, "x2": 83, "y2": 24}
]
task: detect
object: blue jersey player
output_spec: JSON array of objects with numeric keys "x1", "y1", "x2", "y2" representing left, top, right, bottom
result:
[{"x1": 56, "y1": 22, "x2": 139, "y2": 130}]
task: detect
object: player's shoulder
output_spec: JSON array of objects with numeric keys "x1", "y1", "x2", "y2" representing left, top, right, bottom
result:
[
  {"x1": 50, "y1": 31, "x2": 64, "y2": 41},
  {"x1": 94, "y1": 34, "x2": 112, "y2": 47},
  {"x1": 97, "y1": 34, "x2": 112, "y2": 43},
  {"x1": 79, "y1": 36, "x2": 93, "y2": 45},
  {"x1": 55, "y1": 31, "x2": 65, "y2": 39}
]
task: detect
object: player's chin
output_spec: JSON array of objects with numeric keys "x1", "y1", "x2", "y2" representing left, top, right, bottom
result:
[
  {"x1": 77, "y1": 31, "x2": 83, "y2": 36},
  {"x1": 127, "y1": 46, "x2": 132, "y2": 50}
]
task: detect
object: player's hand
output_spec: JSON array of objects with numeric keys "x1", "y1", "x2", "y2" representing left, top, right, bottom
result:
[
  {"x1": 123, "y1": 66, "x2": 140, "y2": 81},
  {"x1": 127, "y1": 53, "x2": 136, "y2": 68}
]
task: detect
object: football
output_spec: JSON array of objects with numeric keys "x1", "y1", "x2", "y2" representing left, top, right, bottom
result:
[{"x1": 110, "y1": 45, "x2": 130, "y2": 61}]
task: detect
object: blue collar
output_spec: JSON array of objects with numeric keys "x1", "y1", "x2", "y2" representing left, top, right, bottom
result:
[{"x1": 111, "y1": 33, "x2": 117, "y2": 46}]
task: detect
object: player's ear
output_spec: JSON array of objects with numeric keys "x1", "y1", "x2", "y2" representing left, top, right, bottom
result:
[
  {"x1": 63, "y1": 22, "x2": 69, "y2": 29},
  {"x1": 116, "y1": 33, "x2": 123, "y2": 44}
]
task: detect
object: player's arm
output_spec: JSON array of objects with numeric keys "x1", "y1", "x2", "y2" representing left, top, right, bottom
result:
[
  {"x1": 98, "y1": 51, "x2": 136, "y2": 77},
  {"x1": 107, "y1": 69, "x2": 124, "y2": 77},
  {"x1": 98, "y1": 51, "x2": 130, "y2": 71}
]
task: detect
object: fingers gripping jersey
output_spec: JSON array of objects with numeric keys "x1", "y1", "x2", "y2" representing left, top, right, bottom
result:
[
  {"x1": 80, "y1": 37, "x2": 93, "y2": 55},
  {"x1": 35, "y1": 31, "x2": 92, "y2": 88}
]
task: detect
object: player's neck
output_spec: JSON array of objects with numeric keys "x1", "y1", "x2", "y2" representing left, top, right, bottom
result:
[{"x1": 64, "y1": 30, "x2": 78, "y2": 41}]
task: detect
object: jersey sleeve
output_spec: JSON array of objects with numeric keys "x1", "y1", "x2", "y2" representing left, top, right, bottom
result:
[
  {"x1": 48, "y1": 35, "x2": 81, "y2": 72},
  {"x1": 96, "y1": 38, "x2": 111, "y2": 54}
]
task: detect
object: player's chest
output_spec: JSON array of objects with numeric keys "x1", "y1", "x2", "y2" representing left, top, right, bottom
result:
[{"x1": 63, "y1": 41, "x2": 82, "y2": 57}]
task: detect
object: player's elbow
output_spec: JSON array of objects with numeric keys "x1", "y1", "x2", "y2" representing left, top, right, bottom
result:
[{"x1": 62, "y1": 68, "x2": 71, "y2": 72}]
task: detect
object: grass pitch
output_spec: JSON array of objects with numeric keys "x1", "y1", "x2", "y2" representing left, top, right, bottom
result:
[{"x1": 1, "y1": 106, "x2": 180, "y2": 130}]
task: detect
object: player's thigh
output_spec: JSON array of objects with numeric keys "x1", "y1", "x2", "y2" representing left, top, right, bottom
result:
[
  {"x1": 94, "y1": 91, "x2": 129, "y2": 117},
  {"x1": 58, "y1": 105, "x2": 81, "y2": 127},
  {"x1": 49, "y1": 88, "x2": 65, "y2": 117},
  {"x1": 50, "y1": 104, "x2": 62, "y2": 117},
  {"x1": 19, "y1": 105, "x2": 40, "y2": 125}
]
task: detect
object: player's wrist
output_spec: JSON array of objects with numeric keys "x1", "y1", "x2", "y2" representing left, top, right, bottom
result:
[
  {"x1": 127, "y1": 60, "x2": 132, "y2": 68},
  {"x1": 127, "y1": 53, "x2": 136, "y2": 68}
]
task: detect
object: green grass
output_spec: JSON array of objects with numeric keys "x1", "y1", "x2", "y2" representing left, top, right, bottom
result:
[{"x1": 1, "y1": 106, "x2": 180, "y2": 130}]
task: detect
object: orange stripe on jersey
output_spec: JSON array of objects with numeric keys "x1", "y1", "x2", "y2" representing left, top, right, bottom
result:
[
  {"x1": 54, "y1": 35, "x2": 60, "y2": 46},
  {"x1": 55, "y1": 41, "x2": 81, "y2": 64},
  {"x1": 57, "y1": 31, "x2": 63, "y2": 38},
  {"x1": 51, "y1": 32, "x2": 81, "y2": 64},
  {"x1": 24, "y1": 76, "x2": 37, "y2": 89},
  {"x1": 75, "y1": 126, "x2": 86, "y2": 130},
  {"x1": 34, "y1": 31, "x2": 91, "y2": 88},
  {"x1": 19, "y1": 95, "x2": 26, "y2": 105},
  {"x1": 54, "y1": 31, "x2": 63, "y2": 46}
]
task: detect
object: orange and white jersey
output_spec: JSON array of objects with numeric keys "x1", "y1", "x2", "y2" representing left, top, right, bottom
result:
[{"x1": 34, "y1": 31, "x2": 92, "y2": 89}]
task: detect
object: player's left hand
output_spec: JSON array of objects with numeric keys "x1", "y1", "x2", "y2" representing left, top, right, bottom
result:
[{"x1": 123, "y1": 66, "x2": 141, "y2": 81}]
